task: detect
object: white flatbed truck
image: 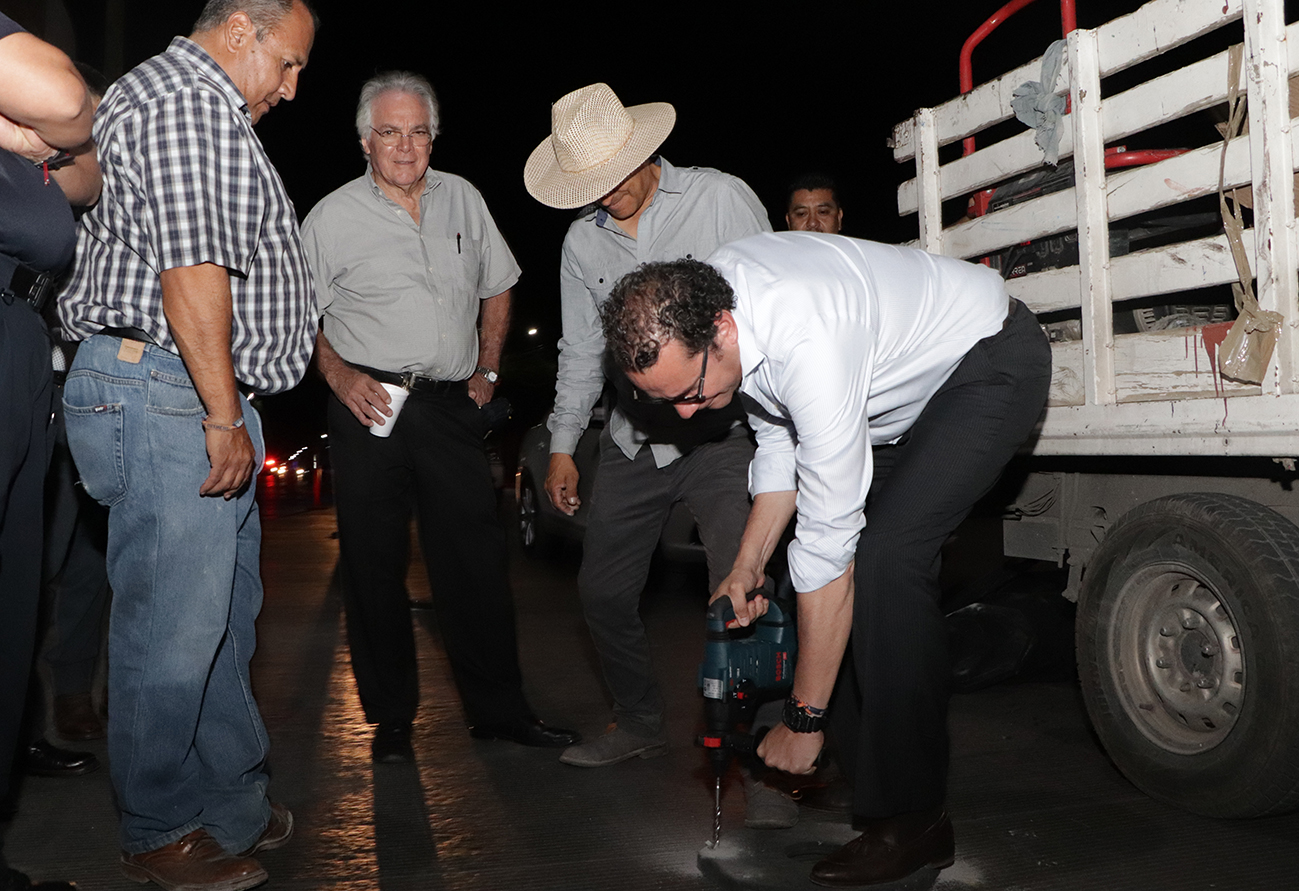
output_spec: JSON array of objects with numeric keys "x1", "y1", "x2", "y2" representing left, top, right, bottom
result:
[{"x1": 893, "y1": 0, "x2": 1299, "y2": 817}]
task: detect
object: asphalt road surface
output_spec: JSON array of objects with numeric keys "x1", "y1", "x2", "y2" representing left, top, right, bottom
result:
[{"x1": 7, "y1": 484, "x2": 1299, "y2": 890}]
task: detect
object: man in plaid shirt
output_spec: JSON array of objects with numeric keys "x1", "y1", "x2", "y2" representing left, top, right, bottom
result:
[{"x1": 58, "y1": 2, "x2": 318, "y2": 888}]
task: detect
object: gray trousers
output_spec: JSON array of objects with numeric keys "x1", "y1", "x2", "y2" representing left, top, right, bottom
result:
[{"x1": 577, "y1": 424, "x2": 755, "y2": 737}]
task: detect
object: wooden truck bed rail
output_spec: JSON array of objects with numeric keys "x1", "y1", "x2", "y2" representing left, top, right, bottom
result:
[{"x1": 893, "y1": 0, "x2": 1299, "y2": 456}]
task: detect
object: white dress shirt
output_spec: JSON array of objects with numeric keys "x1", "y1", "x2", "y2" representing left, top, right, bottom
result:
[{"x1": 708, "y1": 232, "x2": 1009, "y2": 592}]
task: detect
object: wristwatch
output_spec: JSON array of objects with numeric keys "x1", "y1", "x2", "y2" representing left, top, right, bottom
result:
[
  {"x1": 475, "y1": 366, "x2": 499, "y2": 384},
  {"x1": 32, "y1": 150, "x2": 74, "y2": 171},
  {"x1": 782, "y1": 695, "x2": 828, "y2": 733}
]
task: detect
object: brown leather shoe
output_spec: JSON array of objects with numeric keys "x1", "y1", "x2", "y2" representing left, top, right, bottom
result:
[
  {"x1": 238, "y1": 803, "x2": 293, "y2": 857},
  {"x1": 54, "y1": 692, "x2": 104, "y2": 741},
  {"x1": 120, "y1": 829, "x2": 267, "y2": 891},
  {"x1": 790, "y1": 776, "x2": 854, "y2": 813},
  {"x1": 810, "y1": 805, "x2": 955, "y2": 887}
]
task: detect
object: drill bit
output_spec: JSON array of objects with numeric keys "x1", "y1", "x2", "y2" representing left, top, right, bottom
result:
[{"x1": 709, "y1": 776, "x2": 722, "y2": 847}]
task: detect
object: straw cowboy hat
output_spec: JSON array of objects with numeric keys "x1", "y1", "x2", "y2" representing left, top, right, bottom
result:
[{"x1": 524, "y1": 83, "x2": 676, "y2": 210}]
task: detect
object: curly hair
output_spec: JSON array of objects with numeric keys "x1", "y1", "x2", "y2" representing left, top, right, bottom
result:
[{"x1": 601, "y1": 259, "x2": 735, "y2": 373}]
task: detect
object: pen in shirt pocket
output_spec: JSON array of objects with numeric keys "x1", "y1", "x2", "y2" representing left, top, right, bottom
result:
[{"x1": 456, "y1": 233, "x2": 461, "y2": 254}]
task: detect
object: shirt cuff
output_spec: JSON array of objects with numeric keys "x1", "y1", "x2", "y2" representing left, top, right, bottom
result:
[
  {"x1": 549, "y1": 429, "x2": 581, "y2": 456},
  {"x1": 787, "y1": 536, "x2": 858, "y2": 593},
  {"x1": 748, "y1": 452, "x2": 797, "y2": 497}
]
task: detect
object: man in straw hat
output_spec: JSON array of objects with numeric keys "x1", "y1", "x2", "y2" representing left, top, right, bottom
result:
[
  {"x1": 523, "y1": 83, "x2": 780, "y2": 779},
  {"x1": 302, "y1": 70, "x2": 580, "y2": 767}
]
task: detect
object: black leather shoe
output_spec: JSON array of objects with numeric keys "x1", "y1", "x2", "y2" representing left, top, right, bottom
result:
[
  {"x1": 53, "y1": 692, "x2": 104, "y2": 741},
  {"x1": 810, "y1": 805, "x2": 954, "y2": 887},
  {"x1": 24, "y1": 738, "x2": 99, "y2": 778},
  {"x1": 371, "y1": 722, "x2": 414, "y2": 764},
  {"x1": 469, "y1": 716, "x2": 581, "y2": 748},
  {"x1": 1, "y1": 866, "x2": 76, "y2": 890}
]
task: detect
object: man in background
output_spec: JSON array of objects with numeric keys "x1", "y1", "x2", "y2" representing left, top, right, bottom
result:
[{"x1": 785, "y1": 172, "x2": 843, "y2": 233}]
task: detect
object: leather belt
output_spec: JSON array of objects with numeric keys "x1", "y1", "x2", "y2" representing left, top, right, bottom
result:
[
  {"x1": 96, "y1": 326, "x2": 260, "y2": 398},
  {"x1": 351, "y1": 363, "x2": 466, "y2": 395},
  {"x1": 99, "y1": 325, "x2": 159, "y2": 346},
  {"x1": 1004, "y1": 297, "x2": 1021, "y2": 330}
]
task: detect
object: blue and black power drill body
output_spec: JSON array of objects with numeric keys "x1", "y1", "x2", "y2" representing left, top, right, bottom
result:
[{"x1": 697, "y1": 593, "x2": 797, "y2": 844}]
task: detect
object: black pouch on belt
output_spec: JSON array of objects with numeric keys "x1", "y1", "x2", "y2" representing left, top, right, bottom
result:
[{"x1": 6, "y1": 263, "x2": 57, "y2": 313}]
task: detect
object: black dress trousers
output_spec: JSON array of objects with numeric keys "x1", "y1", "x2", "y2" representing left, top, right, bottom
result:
[
  {"x1": 328, "y1": 387, "x2": 530, "y2": 729},
  {"x1": 832, "y1": 300, "x2": 1053, "y2": 819}
]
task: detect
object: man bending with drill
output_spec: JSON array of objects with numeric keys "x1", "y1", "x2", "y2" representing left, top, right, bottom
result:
[{"x1": 600, "y1": 232, "x2": 1051, "y2": 887}]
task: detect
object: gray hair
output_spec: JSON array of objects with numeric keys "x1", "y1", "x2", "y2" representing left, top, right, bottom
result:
[
  {"x1": 355, "y1": 71, "x2": 441, "y2": 142},
  {"x1": 193, "y1": 0, "x2": 319, "y2": 40}
]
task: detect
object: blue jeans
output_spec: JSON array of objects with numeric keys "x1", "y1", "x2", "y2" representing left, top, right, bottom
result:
[{"x1": 62, "y1": 334, "x2": 271, "y2": 854}]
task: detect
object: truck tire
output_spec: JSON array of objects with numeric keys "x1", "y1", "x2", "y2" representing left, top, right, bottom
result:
[{"x1": 1077, "y1": 493, "x2": 1299, "y2": 817}]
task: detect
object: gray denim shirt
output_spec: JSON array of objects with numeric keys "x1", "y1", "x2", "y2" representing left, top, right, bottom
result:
[{"x1": 549, "y1": 158, "x2": 771, "y2": 467}]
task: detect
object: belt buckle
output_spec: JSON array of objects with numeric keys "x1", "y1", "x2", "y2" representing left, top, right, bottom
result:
[
  {"x1": 25, "y1": 270, "x2": 55, "y2": 313},
  {"x1": 399, "y1": 371, "x2": 417, "y2": 391}
]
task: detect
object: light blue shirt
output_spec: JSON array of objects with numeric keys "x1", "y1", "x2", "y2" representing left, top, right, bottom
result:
[
  {"x1": 710, "y1": 233, "x2": 1009, "y2": 592},
  {"x1": 548, "y1": 157, "x2": 770, "y2": 465}
]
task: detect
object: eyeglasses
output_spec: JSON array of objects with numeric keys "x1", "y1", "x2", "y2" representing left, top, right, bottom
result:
[
  {"x1": 634, "y1": 348, "x2": 710, "y2": 405},
  {"x1": 370, "y1": 127, "x2": 433, "y2": 147}
]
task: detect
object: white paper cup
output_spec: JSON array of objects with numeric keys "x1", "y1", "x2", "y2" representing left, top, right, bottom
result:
[{"x1": 369, "y1": 383, "x2": 409, "y2": 437}]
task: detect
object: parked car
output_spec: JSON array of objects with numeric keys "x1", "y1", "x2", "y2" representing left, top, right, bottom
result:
[{"x1": 514, "y1": 406, "x2": 704, "y2": 562}]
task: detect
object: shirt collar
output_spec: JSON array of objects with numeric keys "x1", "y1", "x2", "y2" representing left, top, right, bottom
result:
[
  {"x1": 165, "y1": 37, "x2": 252, "y2": 121},
  {"x1": 594, "y1": 156, "x2": 675, "y2": 229},
  {"x1": 364, "y1": 165, "x2": 441, "y2": 202},
  {"x1": 655, "y1": 156, "x2": 682, "y2": 194}
]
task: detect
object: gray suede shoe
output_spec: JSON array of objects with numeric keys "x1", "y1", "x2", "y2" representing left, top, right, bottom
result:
[
  {"x1": 744, "y1": 776, "x2": 800, "y2": 829},
  {"x1": 558, "y1": 725, "x2": 668, "y2": 767}
]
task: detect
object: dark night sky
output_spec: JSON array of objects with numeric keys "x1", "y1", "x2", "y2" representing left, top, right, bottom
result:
[{"x1": 63, "y1": 0, "x2": 1147, "y2": 459}]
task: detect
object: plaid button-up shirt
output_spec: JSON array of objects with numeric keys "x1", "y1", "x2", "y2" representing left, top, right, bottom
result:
[{"x1": 60, "y1": 37, "x2": 316, "y2": 395}]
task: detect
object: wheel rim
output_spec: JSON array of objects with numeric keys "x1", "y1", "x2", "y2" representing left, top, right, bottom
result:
[
  {"x1": 1107, "y1": 562, "x2": 1245, "y2": 754},
  {"x1": 519, "y1": 483, "x2": 538, "y2": 549}
]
